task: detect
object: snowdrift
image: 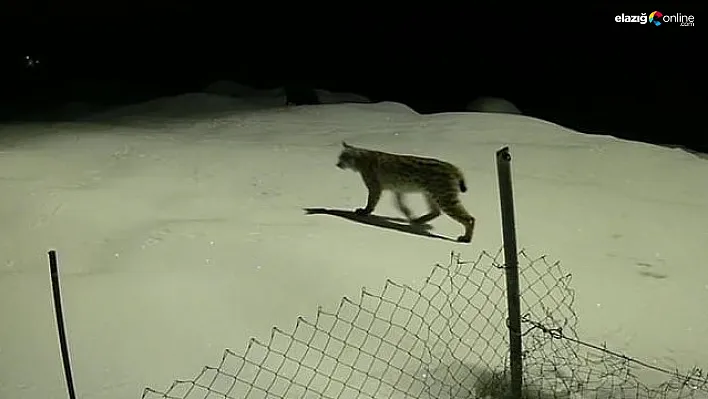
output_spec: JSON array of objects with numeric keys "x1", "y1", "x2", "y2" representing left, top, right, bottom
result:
[
  {"x1": 0, "y1": 98, "x2": 706, "y2": 399},
  {"x1": 466, "y1": 96, "x2": 522, "y2": 114}
]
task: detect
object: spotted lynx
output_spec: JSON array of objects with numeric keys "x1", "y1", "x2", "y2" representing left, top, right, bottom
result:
[{"x1": 336, "y1": 142, "x2": 475, "y2": 243}]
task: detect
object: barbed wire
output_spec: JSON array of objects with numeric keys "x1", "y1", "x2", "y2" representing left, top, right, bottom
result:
[{"x1": 142, "y1": 248, "x2": 707, "y2": 399}]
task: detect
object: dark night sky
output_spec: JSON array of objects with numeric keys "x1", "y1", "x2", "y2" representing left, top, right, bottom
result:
[{"x1": 1, "y1": 4, "x2": 704, "y2": 152}]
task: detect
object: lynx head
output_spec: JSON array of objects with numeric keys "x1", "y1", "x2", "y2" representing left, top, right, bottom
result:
[{"x1": 336, "y1": 141, "x2": 361, "y2": 171}]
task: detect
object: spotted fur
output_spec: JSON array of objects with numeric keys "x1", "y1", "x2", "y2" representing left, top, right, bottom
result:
[{"x1": 336, "y1": 141, "x2": 475, "y2": 243}]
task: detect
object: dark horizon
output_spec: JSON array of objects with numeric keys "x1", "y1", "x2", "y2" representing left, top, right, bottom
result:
[{"x1": 1, "y1": 6, "x2": 703, "y2": 153}]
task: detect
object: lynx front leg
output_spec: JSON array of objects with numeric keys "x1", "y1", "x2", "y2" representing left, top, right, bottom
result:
[{"x1": 355, "y1": 177, "x2": 382, "y2": 215}]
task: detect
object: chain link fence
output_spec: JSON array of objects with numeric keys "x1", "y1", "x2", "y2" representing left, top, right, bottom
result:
[{"x1": 141, "y1": 248, "x2": 707, "y2": 399}]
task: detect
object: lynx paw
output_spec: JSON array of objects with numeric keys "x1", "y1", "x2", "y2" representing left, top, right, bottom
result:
[{"x1": 456, "y1": 235, "x2": 472, "y2": 243}]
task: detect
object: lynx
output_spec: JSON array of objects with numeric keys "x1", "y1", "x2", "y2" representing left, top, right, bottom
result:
[{"x1": 336, "y1": 142, "x2": 475, "y2": 243}]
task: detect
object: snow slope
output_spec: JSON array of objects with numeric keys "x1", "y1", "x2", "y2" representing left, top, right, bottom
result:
[
  {"x1": 466, "y1": 96, "x2": 522, "y2": 115},
  {"x1": 0, "y1": 96, "x2": 706, "y2": 399},
  {"x1": 314, "y1": 89, "x2": 372, "y2": 104}
]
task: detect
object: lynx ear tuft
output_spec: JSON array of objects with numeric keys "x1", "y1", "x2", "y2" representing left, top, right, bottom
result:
[{"x1": 342, "y1": 141, "x2": 353, "y2": 148}]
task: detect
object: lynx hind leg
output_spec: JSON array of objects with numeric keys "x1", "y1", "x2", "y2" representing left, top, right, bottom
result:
[
  {"x1": 438, "y1": 197, "x2": 476, "y2": 243},
  {"x1": 411, "y1": 193, "x2": 442, "y2": 225},
  {"x1": 393, "y1": 192, "x2": 414, "y2": 220}
]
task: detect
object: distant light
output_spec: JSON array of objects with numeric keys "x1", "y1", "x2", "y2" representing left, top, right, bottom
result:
[{"x1": 25, "y1": 55, "x2": 40, "y2": 68}]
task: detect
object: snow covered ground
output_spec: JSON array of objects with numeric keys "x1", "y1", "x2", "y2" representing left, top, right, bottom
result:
[
  {"x1": 0, "y1": 93, "x2": 706, "y2": 399},
  {"x1": 466, "y1": 97, "x2": 522, "y2": 115}
]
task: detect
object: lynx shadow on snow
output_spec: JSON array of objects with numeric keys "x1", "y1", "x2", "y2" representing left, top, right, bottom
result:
[{"x1": 303, "y1": 207, "x2": 459, "y2": 243}]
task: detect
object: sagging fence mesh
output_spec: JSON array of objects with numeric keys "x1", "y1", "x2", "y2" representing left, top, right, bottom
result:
[{"x1": 142, "y1": 249, "x2": 708, "y2": 399}]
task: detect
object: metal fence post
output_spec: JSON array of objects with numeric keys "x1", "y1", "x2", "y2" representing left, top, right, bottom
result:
[
  {"x1": 496, "y1": 147, "x2": 523, "y2": 398},
  {"x1": 49, "y1": 250, "x2": 77, "y2": 399}
]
